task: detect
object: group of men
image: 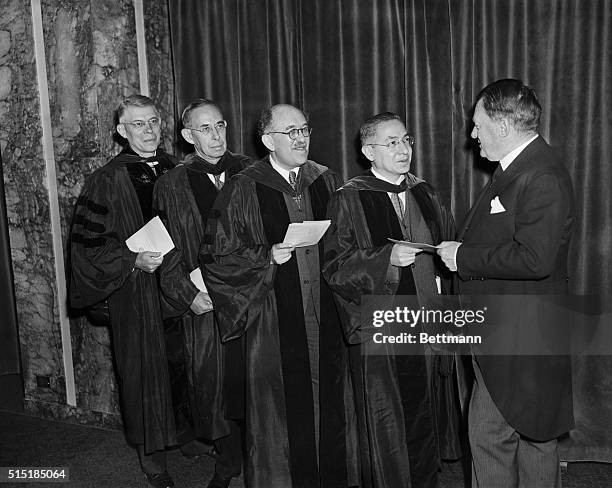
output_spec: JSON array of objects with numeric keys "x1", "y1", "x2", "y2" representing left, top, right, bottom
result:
[{"x1": 69, "y1": 78, "x2": 575, "y2": 488}]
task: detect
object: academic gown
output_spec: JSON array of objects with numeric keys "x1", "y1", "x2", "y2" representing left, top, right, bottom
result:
[
  {"x1": 322, "y1": 172, "x2": 458, "y2": 488},
  {"x1": 70, "y1": 148, "x2": 177, "y2": 454},
  {"x1": 200, "y1": 158, "x2": 357, "y2": 488},
  {"x1": 153, "y1": 151, "x2": 252, "y2": 443}
]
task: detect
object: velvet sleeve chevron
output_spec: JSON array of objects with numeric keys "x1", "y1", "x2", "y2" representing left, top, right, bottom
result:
[{"x1": 69, "y1": 170, "x2": 138, "y2": 309}]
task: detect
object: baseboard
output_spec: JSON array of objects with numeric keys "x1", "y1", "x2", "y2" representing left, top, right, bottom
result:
[{"x1": 23, "y1": 397, "x2": 123, "y2": 432}]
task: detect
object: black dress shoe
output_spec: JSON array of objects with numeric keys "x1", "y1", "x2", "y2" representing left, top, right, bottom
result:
[
  {"x1": 180, "y1": 439, "x2": 215, "y2": 459},
  {"x1": 206, "y1": 473, "x2": 232, "y2": 488},
  {"x1": 146, "y1": 471, "x2": 175, "y2": 488}
]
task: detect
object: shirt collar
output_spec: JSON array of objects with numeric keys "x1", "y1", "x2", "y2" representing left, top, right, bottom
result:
[
  {"x1": 270, "y1": 155, "x2": 300, "y2": 183},
  {"x1": 208, "y1": 172, "x2": 224, "y2": 182},
  {"x1": 371, "y1": 168, "x2": 405, "y2": 186},
  {"x1": 500, "y1": 134, "x2": 538, "y2": 171}
]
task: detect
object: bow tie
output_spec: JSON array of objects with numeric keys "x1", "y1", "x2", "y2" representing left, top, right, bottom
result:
[{"x1": 142, "y1": 156, "x2": 159, "y2": 165}]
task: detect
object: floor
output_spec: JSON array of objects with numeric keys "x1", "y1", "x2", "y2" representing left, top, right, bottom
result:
[{"x1": 1, "y1": 410, "x2": 611, "y2": 487}]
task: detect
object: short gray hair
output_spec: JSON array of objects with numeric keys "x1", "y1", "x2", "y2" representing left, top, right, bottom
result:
[
  {"x1": 116, "y1": 94, "x2": 158, "y2": 122},
  {"x1": 181, "y1": 98, "x2": 223, "y2": 127},
  {"x1": 476, "y1": 79, "x2": 541, "y2": 133},
  {"x1": 359, "y1": 112, "x2": 402, "y2": 145}
]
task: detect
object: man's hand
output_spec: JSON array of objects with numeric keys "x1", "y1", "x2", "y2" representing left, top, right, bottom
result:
[
  {"x1": 189, "y1": 291, "x2": 213, "y2": 315},
  {"x1": 271, "y1": 243, "x2": 295, "y2": 265},
  {"x1": 134, "y1": 251, "x2": 163, "y2": 273},
  {"x1": 390, "y1": 244, "x2": 422, "y2": 267},
  {"x1": 436, "y1": 241, "x2": 461, "y2": 272}
]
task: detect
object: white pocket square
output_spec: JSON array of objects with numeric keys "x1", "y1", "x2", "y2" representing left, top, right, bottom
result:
[{"x1": 490, "y1": 196, "x2": 506, "y2": 214}]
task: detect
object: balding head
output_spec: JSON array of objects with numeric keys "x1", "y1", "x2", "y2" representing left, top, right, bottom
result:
[{"x1": 259, "y1": 104, "x2": 311, "y2": 170}]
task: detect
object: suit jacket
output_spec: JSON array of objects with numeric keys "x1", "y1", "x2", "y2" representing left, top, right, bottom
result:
[{"x1": 456, "y1": 136, "x2": 575, "y2": 441}]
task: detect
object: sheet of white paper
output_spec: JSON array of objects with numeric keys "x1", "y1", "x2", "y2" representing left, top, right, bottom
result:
[
  {"x1": 189, "y1": 268, "x2": 208, "y2": 293},
  {"x1": 125, "y1": 216, "x2": 175, "y2": 255},
  {"x1": 283, "y1": 220, "x2": 331, "y2": 247},
  {"x1": 387, "y1": 238, "x2": 440, "y2": 252}
]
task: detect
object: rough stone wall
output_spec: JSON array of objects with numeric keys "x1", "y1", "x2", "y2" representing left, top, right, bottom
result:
[
  {"x1": 43, "y1": 0, "x2": 140, "y2": 425},
  {"x1": 0, "y1": 0, "x2": 67, "y2": 410},
  {"x1": 145, "y1": 0, "x2": 175, "y2": 153},
  {"x1": 1, "y1": 0, "x2": 174, "y2": 427}
]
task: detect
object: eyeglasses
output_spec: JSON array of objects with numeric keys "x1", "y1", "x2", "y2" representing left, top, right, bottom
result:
[
  {"x1": 367, "y1": 134, "x2": 415, "y2": 151},
  {"x1": 266, "y1": 126, "x2": 312, "y2": 140},
  {"x1": 122, "y1": 117, "x2": 161, "y2": 130},
  {"x1": 187, "y1": 120, "x2": 228, "y2": 136}
]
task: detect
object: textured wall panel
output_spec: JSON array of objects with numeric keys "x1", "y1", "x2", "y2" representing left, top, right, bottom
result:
[{"x1": 1, "y1": 0, "x2": 174, "y2": 428}]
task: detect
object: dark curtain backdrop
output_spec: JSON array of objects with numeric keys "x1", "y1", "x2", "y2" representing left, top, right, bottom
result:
[
  {"x1": 168, "y1": 0, "x2": 612, "y2": 462},
  {"x1": 0, "y1": 149, "x2": 21, "y2": 376}
]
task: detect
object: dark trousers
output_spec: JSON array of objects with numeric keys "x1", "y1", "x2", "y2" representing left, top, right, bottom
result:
[
  {"x1": 214, "y1": 419, "x2": 243, "y2": 478},
  {"x1": 138, "y1": 420, "x2": 243, "y2": 478},
  {"x1": 469, "y1": 359, "x2": 561, "y2": 488},
  {"x1": 137, "y1": 445, "x2": 167, "y2": 475}
]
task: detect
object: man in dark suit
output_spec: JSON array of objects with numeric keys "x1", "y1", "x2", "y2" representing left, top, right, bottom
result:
[{"x1": 437, "y1": 79, "x2": 575, "y2": 488}]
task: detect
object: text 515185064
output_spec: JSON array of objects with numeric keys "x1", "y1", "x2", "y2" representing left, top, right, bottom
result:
[{"x1": 0, "y1": 467, "x2": 69, "y2": 483}]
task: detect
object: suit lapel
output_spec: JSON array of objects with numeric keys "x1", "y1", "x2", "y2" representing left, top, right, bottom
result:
[
  {"x1": 459, "y1": 137, "x2": 543, "y2": 241},
  {"x1": 458, "y1": 167, "x2": 500, "y2": 240}
]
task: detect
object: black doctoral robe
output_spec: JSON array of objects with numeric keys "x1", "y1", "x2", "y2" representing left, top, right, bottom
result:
[
  {"x1": 153, "y1": 151, "x2": 252, "y2": 443},
  {"x1": 70, "y1": 148, "x2": 176, "y2": 454},
  {"x1": 322, "y1": 172, "x2": 458, "y2": 488},
  {"x1": 200, "y1": 158, "x2": 357, "y2": 488}
]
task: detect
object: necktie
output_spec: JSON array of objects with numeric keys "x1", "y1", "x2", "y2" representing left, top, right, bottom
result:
[
  {"x1": 391, "y1": 192, "x2": 404, "y2": 221},
  {"x1": 490, "y1": 164, "x2": 502, "y2": 190},
  {"x1": 289, "y1": 171, "x2": 303, "y2": 209},
  {"x1": 213, "y1": 173, "x2": 223, "y2": 190},
  {"x1": 146, "y1": 161, "x2": 158, "y2": 177},
  {"x1": 391, "y1": 192, "x2": 410, "y2": 239},
  {"x1": 460, "y1": 164, "x2": 502, "y2": 240}
]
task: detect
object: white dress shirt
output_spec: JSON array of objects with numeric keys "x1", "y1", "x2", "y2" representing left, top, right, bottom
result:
[
  {"x1": 499, "y1": 134, "x2": 538, "y2": 171},
  {"x1": 207, "y1": 172, "x2": 225, "y2": 186},
  {"x1": 270, "y1": 156, "x2": 300, "y2": 184},
  {"x1": 370, "y1": 168, "x2": 406, "y2": 207}
]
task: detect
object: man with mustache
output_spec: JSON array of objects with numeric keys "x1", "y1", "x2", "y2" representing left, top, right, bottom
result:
[
  {"x1": 437, "y1": 79, "x2": 575, "y2": 488},
  {"x1": 323, "y1": 112, "x2": 456, "y2": 488},
  {"x1": 201, "y1": 104, "x2": 356, "y2": 487},
  {"x1": 153, "y1": 99, "x2": 252, "y2": 488},
  {"x1": 70, "y1": 94, "x2": 177, "y2": 488}
]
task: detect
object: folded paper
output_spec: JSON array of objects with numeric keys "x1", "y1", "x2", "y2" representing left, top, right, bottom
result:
[
  {"x1": 283, "y1": 220, "x2": 331, "y2": 247},
  {"x1": 125, "y1": 216, "x2": 175, "y2": 255},
  {"x1": 388, "y1": 238, "x2": 440, "y2": 252},
  {"x1": 189, "y1": 268, "x2": 208, "y2": 293}
]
